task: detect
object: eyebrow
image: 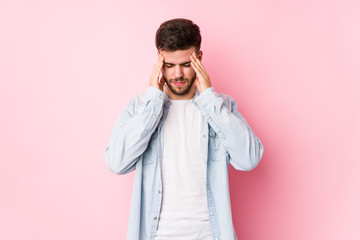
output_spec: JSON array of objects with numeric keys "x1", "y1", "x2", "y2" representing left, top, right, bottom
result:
[{"x1": 163, "y1": 61, "x2": 191, "y2": 65}]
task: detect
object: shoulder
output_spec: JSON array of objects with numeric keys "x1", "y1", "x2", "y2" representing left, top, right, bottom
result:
[
  {"x1": 126, "y1": 87, "x2": 164, "y2": 113},
  {"x1": 131, "y1": 93, "x2": 148, "y2": 104},
  {"x1": 121, "y1": 93, "x2": 148, "y2": 117}
]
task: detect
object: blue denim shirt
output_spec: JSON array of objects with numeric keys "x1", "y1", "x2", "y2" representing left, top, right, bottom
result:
[{"x1": 104, "y1": 86, "x2": 264, "y2": 240}]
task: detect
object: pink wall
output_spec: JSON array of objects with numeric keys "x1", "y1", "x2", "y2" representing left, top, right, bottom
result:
[{"x1": 1, "y1": 0, "x2": 359, "y2": 239}]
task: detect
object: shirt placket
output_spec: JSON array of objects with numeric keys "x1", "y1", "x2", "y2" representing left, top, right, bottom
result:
[
  {"x1": 199, "y1": 99, "x2": 222, "y2": 240},
  {"x1": 150, "y1": 101, "x2": 170, "y2": 240}
]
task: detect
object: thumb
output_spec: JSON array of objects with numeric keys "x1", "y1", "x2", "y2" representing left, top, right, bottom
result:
[
  {"x1": 158, "y1": 76, "x2": 165, "y2": 91},
  {"x1": 159, "y1": 75, "x2": 165, "y2": 85},
  {"x1": 194, "y1": 77, "x2": 200, "y2": 89}
]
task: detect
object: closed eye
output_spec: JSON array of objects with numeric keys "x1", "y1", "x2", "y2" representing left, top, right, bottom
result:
[{"x1": 164, "y1": 61, "x2": 191, "y2": 68}]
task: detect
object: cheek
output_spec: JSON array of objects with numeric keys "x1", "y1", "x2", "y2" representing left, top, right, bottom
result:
[
  {"x1": 185, "y1": 68, "x2": 196, "y2": 77},
  {"x1": 162, "y1": 68, "x2": 173, "y2": 76}
]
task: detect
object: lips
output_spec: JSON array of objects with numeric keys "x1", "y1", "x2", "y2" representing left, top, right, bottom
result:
[{"x1": 173, "y1": 81, "x2": 185, "y2": 87}]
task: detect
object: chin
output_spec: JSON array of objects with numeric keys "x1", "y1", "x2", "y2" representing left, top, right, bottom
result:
[
  {"x1": 164, "y1": 76, "x2": 196, "y2": 96},
  {"x1": 173, "y1": 85, "x2": 193, "y2": 96}
]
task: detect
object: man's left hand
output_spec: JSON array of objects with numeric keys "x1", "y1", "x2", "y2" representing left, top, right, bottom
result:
[{"x1": 190, "y1": 52, "x2": 212, "y2": 94}]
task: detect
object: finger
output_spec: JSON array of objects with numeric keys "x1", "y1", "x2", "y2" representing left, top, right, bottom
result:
[
  {"x1": 190, "y1": 61, "x2": 202, "y2": 77},
  {"x1": 158, "y1": 75, "x2": 165, "y2": 90},
  {"x1": 152, "y1": 55, "x2": 163, "y2": 72},
  {"x1": 159, "y1": 75, "x2": 164, "y2": 85},
  {"x1": 190, "y1": 60, "x2": 207, "y2": 82},
  {"x1": 190, "y1": 55, "x2": 207, "y2": 79},
  {"x1": 150, "y1": 55, "x2": 164, "y2": 85},
  {"x1": 191, "y1": 52, "x2": 207, "y2": 75},
  {"x1": 156, "y1": 55, "x2": 164, "y2": 68},
  {"x1": 158, "y1": 55, "x2": 164, "y2": 69},
  {"x1": 194, "y1": 77, "x2": 200, "y2": 89},
  {"x1": 154, "y1": 55, "x2": 164, "y2": 78},
  {"x1": 151, "y1": 64, "x2": 161, "y2": 81}
]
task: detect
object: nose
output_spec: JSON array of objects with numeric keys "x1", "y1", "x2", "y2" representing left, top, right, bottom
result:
[{"x1": 173, "y1": 65, "x2": 184, "y2": 79}]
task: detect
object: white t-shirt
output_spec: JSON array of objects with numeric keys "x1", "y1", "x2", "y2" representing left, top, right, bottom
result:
[{"x1": 155, "y1": 99, "x2": 213, "y2": 240}]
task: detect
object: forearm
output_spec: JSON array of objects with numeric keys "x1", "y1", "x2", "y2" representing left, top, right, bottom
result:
[
  {"x1": 194, "y1": 87, "x2": 264, "y2": 170},
  {"x1": 104, "y1": 87, "x2": 165, "y2": 174}
]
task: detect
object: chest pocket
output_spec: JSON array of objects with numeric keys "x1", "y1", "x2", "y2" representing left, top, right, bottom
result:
[
  {"x1": 208, "y1": 127, "x2": 226, "y2": 162},
  {"x1": 142, "y1": 130, "x2": 159, "y2": 165}
]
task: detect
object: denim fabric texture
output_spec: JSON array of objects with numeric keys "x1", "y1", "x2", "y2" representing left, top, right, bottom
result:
[{"x1": 105, "y1": 86, "x2": 264, "y2": 240}]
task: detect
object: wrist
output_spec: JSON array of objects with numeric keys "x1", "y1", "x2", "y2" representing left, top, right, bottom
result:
[
  {"x1": 199, "y1": 84, "x2": 212, "y2": 94},
  {"x1": 150, "y1": 83, "x2": 160, "y2": 90}
]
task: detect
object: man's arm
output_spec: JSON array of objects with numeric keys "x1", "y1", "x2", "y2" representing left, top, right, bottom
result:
[
  {"x1": 104, "y1": 87, "x2": 165, "y2": 174},
  {"x1": 104, "y1": 54, "x2": 166, "y2": 175},
  {"x1": 194, "y1": 88, "x2": 264, "y2": 171},
  {"x1": 190, "y1": 52, "x2": 264, "y2": 171}
]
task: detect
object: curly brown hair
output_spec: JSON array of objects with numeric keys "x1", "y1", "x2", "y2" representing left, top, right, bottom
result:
[{"x1": 155, "y1": 18, "x2": 201, "y2": 53}]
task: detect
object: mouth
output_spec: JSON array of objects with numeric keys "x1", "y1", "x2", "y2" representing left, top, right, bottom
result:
[{"x1": 172, "y1": 81, "x2": 186, "y2": 87}]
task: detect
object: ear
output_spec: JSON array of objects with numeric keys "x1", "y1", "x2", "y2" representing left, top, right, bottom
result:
[{"x1": 198, "y1": 50, "x2": 203, "y2": 61}]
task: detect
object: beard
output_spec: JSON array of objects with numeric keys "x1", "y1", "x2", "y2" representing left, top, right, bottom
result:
[{"x1": 163, "y1": 75, "x2": 196, "y2": 96}]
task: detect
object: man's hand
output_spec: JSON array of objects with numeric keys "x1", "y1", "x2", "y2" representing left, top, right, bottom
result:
[
  {"x1": 149, "y1": 54, "x2": 165, "y2": 91},
  {"x1": 190, "y1": 52, "x2": 212, "y2": 94}
]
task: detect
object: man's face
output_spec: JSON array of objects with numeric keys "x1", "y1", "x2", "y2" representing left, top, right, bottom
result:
[{"x1": 159, "y1": 46, "x2": 202, "y2": 97}]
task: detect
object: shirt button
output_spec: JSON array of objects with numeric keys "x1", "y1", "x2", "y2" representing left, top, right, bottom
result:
[
  {"x1": 160, "y1": 94, "x2": 163, "y2": 99},
  {"x1": 152, "y1": 115, "x2": 156, "y2": 119},
  {"x1": 208, "y1": 118, "x2": 212, "y2": 122},
  {"x1": 154, "y1": 216, "x2": 157, "y2": 220},
  {"x1": 158, "y1": 190, "x2": 161, "y2": 193},
  {"x1": 202, "y1": 134, "x2": 206, "y2": 138},
  {"x1": 210, "y1": 212, "x2": 213, "y2": 216}
]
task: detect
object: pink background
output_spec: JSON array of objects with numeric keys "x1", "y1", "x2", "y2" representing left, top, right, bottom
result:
[{"x1": 1, "y1": 0, "x2": 359, "y2": 239}]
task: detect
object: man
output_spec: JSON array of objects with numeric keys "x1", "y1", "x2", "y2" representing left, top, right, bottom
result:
[{"x1": 104, "y1": 18, "x2": 264, "y2": 240}]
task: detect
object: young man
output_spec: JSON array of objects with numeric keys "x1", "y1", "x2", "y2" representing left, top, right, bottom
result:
[{"x1": 105, "y1": 18, "x2": 264, "y2": 240}]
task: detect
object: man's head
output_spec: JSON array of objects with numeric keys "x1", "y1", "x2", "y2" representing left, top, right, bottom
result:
[
  {"x1": 155, "y1": 18, "x2": 202, "y2": 99},
  {"x1": 155, "y1": 18, "x2": 201, "y2": 53}
]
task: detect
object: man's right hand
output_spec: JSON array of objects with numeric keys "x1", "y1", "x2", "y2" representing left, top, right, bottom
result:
[{"x1": 149, "y1": 54, "x2": 165, "y2": 91}]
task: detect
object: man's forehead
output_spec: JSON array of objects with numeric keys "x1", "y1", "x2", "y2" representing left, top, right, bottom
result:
[
  {"x1": 160, "y1": 48, "x2": 195, "y2": 64},
  {"x1": 163, "y1": 59, "x2": 191, "y2": 65}
]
